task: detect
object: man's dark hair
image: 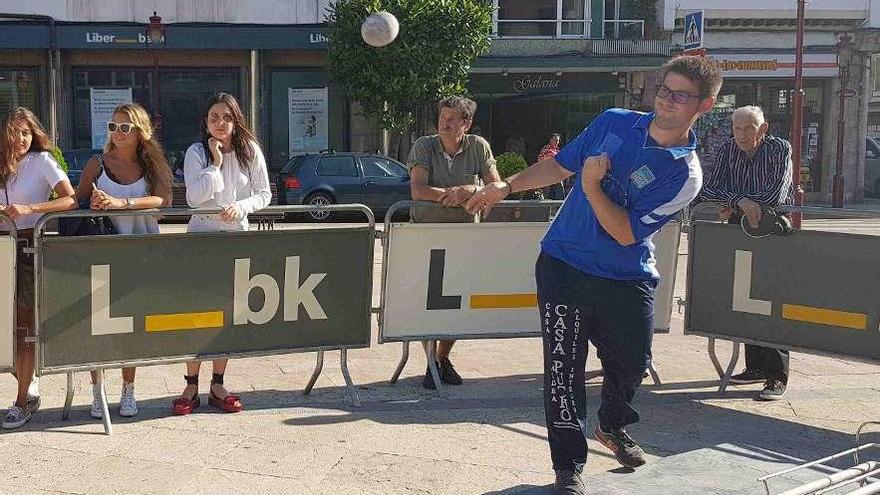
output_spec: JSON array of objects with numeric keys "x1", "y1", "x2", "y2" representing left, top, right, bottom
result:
[
  {"x1": 660, "y1": 56, "x2": 723, "y2": 99},
  {"x1": 438, "y1": 96, "x2": 477, "y2": 121}
]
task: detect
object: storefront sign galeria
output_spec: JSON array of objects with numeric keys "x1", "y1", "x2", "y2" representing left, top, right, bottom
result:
[{"x1": 470, "y1": 72, "x2": 617, "y2": 95}]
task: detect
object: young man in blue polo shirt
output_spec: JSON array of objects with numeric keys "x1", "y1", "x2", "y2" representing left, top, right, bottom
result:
[{"x1": 467, "y1": 56, "x2": 722, "y2": 494}]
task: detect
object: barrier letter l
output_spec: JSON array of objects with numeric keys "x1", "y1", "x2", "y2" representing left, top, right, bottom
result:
[
  {"x1": 91, "y1": 264, "x2": 134, "y2": 335},
  {"x1": 732, "y1": 250, "x2": 772, "y2": 316}
]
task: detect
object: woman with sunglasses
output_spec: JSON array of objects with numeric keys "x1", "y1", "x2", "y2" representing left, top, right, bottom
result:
[
  {"x1": 173, "y1": 92, "x2": 270, "y2": 415},
  {"x1": 0, "y1": 107, "x2": 76, "y2": 429},
  {"x1": 75, "y1": 102, "x2": 172, "y2": 420}
]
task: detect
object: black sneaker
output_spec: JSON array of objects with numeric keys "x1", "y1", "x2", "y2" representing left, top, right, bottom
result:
[
  {"x1": 554, "y1": 469, "x2": 586, "y2": 495},
  {"x1": 439, "y1": 358, "x2": 463, "y2": 385},
  {"x1": 594, "y1": 424, "x2": 647, "y2": 468},
  {"x1": 729, "y1": 369, "x2": 766, "y2": 384},
  {"x1": 758, "y1": 379, "x2": 787, "y2": 401},
  {"x1": 422, "y1": 364, "x2": 438, "y2": 390}
]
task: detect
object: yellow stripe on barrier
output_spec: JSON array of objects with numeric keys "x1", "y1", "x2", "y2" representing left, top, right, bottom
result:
[
  {"x1": 470, "y1": 293, "x2": 537, "y2": 309},
  {"x1": 781, "y1": 304, "x2": 866, "y2": 330},
  {"x1": 145, "y1": 311, "x2": 224, "y2": 332}
]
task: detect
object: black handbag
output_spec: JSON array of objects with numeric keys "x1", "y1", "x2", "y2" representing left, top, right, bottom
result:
[
  {"x1": 58, "y1": 198, "x2": 117, "y2": 236},
  {"x1": 59, "y1": 155, "x2": 117, "y2": 236}
]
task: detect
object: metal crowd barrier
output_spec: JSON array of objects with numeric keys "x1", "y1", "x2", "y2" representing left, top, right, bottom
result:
[
  {"x1": 32, "y1": 204, "x2": 375, "y2": 434},
  {"x1": 376, "y1": 200, "x2": 673, "y2": 392},
  {"x1": 759, "y1": 421, "x2": 880, "y2": 495},
  {"x1": 0, "y1": 213, "x2": 16, "y2": 374},
  {"x1": 686, "y1": 204, "x2": 880, "y2": 392}
]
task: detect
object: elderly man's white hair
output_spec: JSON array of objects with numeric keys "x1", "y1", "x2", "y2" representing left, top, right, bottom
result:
[{"x1": 732, "y1": 105, "x2": 766, "y2": 127}]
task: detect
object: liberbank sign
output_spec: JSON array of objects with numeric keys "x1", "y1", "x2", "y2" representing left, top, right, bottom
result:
[{"x1": 0, "y1": 23, "x2": 329, "y2": 50}]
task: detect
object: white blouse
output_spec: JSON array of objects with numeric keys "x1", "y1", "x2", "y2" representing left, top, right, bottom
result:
[
  {"x1": 0, "y1": 151, "x2": 69, "y2": 230},
  {"x1": 183, "y1": 141, "x2": 271, "y2": 232}
]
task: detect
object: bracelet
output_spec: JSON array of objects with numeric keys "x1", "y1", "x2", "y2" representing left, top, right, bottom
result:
[{"x1": 502, "y1": 179, "x2": 514, "y2": 195}]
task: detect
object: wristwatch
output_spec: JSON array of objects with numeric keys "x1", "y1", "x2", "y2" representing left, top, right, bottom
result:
[{"x1": 125, "y1": 198, "x2": 135, "y2": 209}]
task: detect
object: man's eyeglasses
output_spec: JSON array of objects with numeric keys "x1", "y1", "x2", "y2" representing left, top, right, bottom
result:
[
  {"x1": 208, "y1": 113, "x2": 235, "y2": 124},
  {"x1": 655, "y1": 85, "x2": 701, "y2": 105},
  {"x1": 107, "y1": 122, "x2": 137, "y2": 134}
]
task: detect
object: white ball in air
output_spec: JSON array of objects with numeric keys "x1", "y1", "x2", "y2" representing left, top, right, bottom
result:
[{"x1": 361, "y1": 11, "x2": 399, "y2": 47}]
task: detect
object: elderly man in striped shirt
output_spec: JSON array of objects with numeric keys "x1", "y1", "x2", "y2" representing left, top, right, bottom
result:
[{"x1": 698, "y1": 105, "x2": 794, "y2": 401}]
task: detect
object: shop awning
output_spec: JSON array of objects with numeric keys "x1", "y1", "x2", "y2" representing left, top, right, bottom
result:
[{"x1": 0, "y1": 22, "x2": 329, "y2": 50}]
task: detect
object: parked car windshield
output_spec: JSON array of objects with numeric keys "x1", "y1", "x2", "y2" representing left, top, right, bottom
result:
[{"x1": 362, "y1": 156, "x2": 408, "y2": 178}]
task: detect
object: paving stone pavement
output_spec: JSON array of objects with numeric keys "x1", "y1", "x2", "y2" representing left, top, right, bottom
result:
[{"x1": 1, "y1": 223, "x2": 879, "y2": 494}]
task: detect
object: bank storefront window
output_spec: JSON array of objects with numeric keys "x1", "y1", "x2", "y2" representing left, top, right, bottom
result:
[
  {"x1": 0, "y1": 69, "x2": 39, "y2": 117},
  {"x1": 73, "y1": 68, "x2": 239, "y2": 168}
]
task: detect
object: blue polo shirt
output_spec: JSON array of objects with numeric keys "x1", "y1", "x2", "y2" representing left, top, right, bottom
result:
[{"x1": 541, "y1": 108, "x2": 702, "y2": 280}]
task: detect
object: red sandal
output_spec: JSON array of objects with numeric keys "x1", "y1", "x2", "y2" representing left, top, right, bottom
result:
[
  {"x1": 172, "y1": 375, "x2": 200, "y2": 415},
  {"x1": 208, "y1": 373, "x2": 242, "y2": 413}
]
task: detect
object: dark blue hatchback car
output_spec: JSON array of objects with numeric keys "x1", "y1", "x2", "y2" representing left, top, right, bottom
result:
[{"x1": 275, "y1": 151, "x2": 411, "y2": 221}]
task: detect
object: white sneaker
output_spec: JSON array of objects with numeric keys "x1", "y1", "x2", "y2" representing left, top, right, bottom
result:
[
  {"x1": 90, "y1": 383, "x2": 103, "y2": 419},
  {"x1": 119, "y1": 382, "x2": 137, "y2": 417},
  {"x1": 2, "y1": 403, "x2": 32, "y2": 429},
  {"x1": 27, "y1": 374, "x2": 39, "y2": 399}
]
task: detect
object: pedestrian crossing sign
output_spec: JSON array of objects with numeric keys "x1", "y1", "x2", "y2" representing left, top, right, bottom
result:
[{"x1": 683, "y1": 11, "x2": 704, "y2": 51}]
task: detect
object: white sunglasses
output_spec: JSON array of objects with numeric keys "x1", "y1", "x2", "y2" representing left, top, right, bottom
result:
[{"x1": 107, "y1": 122, "x2": 137, "y2": 134}]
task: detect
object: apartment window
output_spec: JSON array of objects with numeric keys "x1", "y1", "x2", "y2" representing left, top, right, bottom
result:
[
  {"x1": 495, "y1": 0, "x2": 591, "y2": 38},
  {"x1": 603, "y1": 0, "x2": 644, "y2": 39}
]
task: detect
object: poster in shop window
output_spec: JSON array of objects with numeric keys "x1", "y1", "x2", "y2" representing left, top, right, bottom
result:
[
  {"x1": 288, "y1": 87, "x2": 328, "y2": 156},
  {"x1": 90, "y1": 88, "x2": 132, "y2": 149}
]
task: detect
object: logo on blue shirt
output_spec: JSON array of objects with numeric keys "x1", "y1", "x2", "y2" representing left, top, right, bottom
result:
[{"x1": 630, "y1": 165, "x2": 656, "y2": 189}]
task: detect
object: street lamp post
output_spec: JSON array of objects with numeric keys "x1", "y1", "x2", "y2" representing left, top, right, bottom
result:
[
  {"x1": 145, "y1": 12, "x2": 166, "y2": 137},
  {"x1": 832, "y1": 33, "x2": 854, "y2": 208},
  {"x1": 790, "y1": 0, "x2": 806, "y2": 228}
]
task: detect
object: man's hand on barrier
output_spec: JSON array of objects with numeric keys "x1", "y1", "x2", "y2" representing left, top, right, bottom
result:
[
  {"x1": 440, "y1": 185, "x2": 474, "y2": 207},
  {"x1": 1, "y1": 203, "x2": 32, "y2": 219},
  {"x1": 737, "y1": 198, "x2": 762, "y2": 228},
  {"x1": 581, "y1": 153, "x2": 610, "y2": 190},
  {"x1": 719, "y1": 206, "x2": 733, "y2": 221},
  {"x1": 465, "y1": 182, "x2": 508, "y2": 216}
]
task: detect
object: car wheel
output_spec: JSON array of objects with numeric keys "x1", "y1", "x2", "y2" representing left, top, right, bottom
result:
[{"x1": 305, "y1": 192, "x2": 335, "y2": 222}]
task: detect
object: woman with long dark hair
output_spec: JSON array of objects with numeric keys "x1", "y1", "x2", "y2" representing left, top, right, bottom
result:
[
  {"x1": 173, "y1": 92, "x2": 270, "y2": 415},
  {"x1": 0, "y1": 107, "x2": 75, "y2": 429},
  {"x1": 75, "y1": 102, "x2": 172, "y2": 419}
]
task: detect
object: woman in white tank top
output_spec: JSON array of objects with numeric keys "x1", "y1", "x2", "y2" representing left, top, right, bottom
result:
[{"x1": 75, "y1": 103, "x2": 172, "y2": 420}]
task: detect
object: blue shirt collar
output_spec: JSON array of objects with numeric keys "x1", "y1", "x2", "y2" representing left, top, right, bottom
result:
[{"x1": 633, "y1": 112, "x2": 697, "y2": 160}]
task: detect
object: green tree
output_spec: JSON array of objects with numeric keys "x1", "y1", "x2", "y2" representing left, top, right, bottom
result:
[{"x1": 326, "y1": 0, "x2": 493, "y2": 135}]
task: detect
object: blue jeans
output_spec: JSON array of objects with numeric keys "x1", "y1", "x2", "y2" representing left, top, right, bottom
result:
[{"x1": 536, "y1": 252, "x2": 656, "y2": 471}]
